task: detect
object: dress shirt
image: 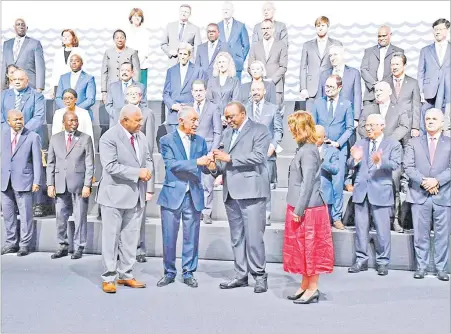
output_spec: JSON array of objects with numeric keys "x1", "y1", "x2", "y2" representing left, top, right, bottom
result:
[
  {"x1": 327, "y1": 97, "x2": 339, "y2": 117},
  {"x1": 121, "y1": 124, "x2": 140, "y2": 164},
  {"x1": 177, "y1": 128, "x2": 191, "y2": 192},
  {"x1": 11, "y1": 128, "x2": 23, "y2": 144},
  {"x1": 332, "y1": 64, "x2": 345, "y2": 78},
  {"x1": 65, "y1": 131, "x2": 74, "y2": 147},
  {"x1": 435, "y1": 40, "x2": 448, "y2": 66},
  {"x1": 263, "y1": 37, "x2": 274, "y2": 59},
  {"x1": 318, "y1": 145, "x2": 323, "y2": 155},
  {"x1": 230, "y1": 117, "x2": 249, "y2": 147},
  {"x1": 70, "y1": 71, "x2": 82, "y2": 89},
  {"x1": 317, "y1": 37, "x2": 329, "y2": 58},
  {"x1": 125, "y1": 24, "x2": 151, "y2": 68},
  {"x1": 393, "y1": 73, "x2": 405, "y2": 87},
  {"x1": 208, "y1": 40, "x2": 218, "y2": 63},
  {"x1": 224, "y1": 18, "x2": 234, "y2": 40},
  {"x1": 13, "y1": 36, "x2": 25, "y2": 59},
  {"x1": 378, "y1": 100, "x2": 391, "y2": 119},
  {"x1": 180, "y1": 63, "x2": 189, "y2": 86},
  {"x1": 122, "y1": 79, "x2": 132, "y2": 94},
  {"x1": 377, "y1": 45, "x2": 389, "y2": 81},
  {"x1": 368, "y1": 133, "x2": 384, "y2": 155},
  {"x1": 219, "y1": 74, "x2": 227, "y2": 86},
  {"x1": 196, "y1": 100, "x2": 205, "y2": 115}
]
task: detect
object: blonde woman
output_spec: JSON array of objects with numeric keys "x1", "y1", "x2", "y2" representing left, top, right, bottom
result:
[{"x1": 239, "y1": 60, "x2": 277, "y2": 105}]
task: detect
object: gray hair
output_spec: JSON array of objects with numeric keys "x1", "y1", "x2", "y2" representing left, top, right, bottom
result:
[
  {"x1": 69, "y1": 53, "x2": 83, "y2": 62},
  {"x1": 7, "y1": 109, "x2": 23, "y2": 118},
  {"x1": 178, "y1": 106, "x2": 196, "y2": 120},
  {"x1": 119, "y1": 104, "x2": 142, "y2": 120},
  {"x1": 425, "y1": 108, "x2": 445, "y2": 122},
  {"x1": 263, "y1": 1, "x2": 275, "y2": 9},
  {"x1": 367, "y1": 113, "x2": 386, "y2": 125},
  {"x1": 178, "y1": 42, "x2": 193, "y2": 55},
  {"x1": 375, "y1": 81, "x2": 392, "y2": 95}
]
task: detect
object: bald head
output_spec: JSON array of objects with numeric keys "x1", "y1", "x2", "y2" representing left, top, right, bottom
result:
[
  {"x1": 375, "y1": 81, "x2": 392, "y2": 103},
  {"x1": 251, "y1": 80, "x2": 266, "y2": 103},
  {"x1": 315, "y1": 125, "x2": 326, "y2": 146},
  {"x1": 425, "y1": 108, "x2": 444, "y2": 135},
  {"x1": 7, "y1": 109, "x2": 24, "y2": 132},
  {"x1": 10, "y1": 68, "x2": 29, "y2": 91},
  {"x1": 119, "y1": 104, "x2": 143, "y2": 134}
]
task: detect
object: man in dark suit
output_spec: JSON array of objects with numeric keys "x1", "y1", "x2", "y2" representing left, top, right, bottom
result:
[
  {"x1": 311, "y1": 74, "x2": 354, "y2": 230},
  {"x1": 404, "y1": 108, "x2": 450, "y2": 281},
  {"x1": 347, "y1": 114, "x2": 402, "y2": 276},
  {"x1": 1, "y1": 18, "x2": 45, "y2": 91},
  {"x1": 156, "y1": 106, "x2": 215, "y2": 288},
  {"x1": 55, "y1": 54, "x2": 96, "y2": 120},
  {"x1": 46, "y1": 112, "x2": 94, "y2": 260},
  {"x1": 191, "y1": 80, "x2": 222, "y2": 224},
  {"x1": 211, "y1": 101, "x2": 271, "y2": 293},
  {"x1": 1, "y1": 110, "x2": 42, "y2": 256},
  {"x1": 360, "y1": 25, "x2": 404, "y2": 105},
  {"x1": 195, "y1": 23, "x2": 230, "y2": 80}
]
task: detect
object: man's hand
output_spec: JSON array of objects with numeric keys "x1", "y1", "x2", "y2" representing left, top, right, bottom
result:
[
  {"x1": 267, "y1": 143, "x2": 275, "y2": 157},
  {"x1": 329, "y1": 140, "x2": 340, "y2": 148},
  {"x1": 102, "y1": 92, "x2": 107, "y2": 104},
  {"x1": 139, "y1": 168, "x2": 152, "y2": 181},
  {"x1": 350, "y1": 145, "x2": 364, "y2": 162},
  {"x1": 47, "y1": 185, "x2": 56, "y2": 198},
  {"x1": 345, "y1": 184, "x2": 354, "y2": 192},
  {"x1": 422, "y1": 177, "x2": 439, "y2": 191},
  {"x1": 299, "y1": 89, "x2": 309, "y2": 101},
  {"x1": 354, "y1": 120, "x2": 359, "y2": 128},
  {"x1": 197, "y1": 155, "x2": 212, "y2": 166},
  {"x1": 81, "y1": 186, "x2": 91, "y2": 198},
  {"x1": 206, "y1": 153, "x2": 217, "y2": 170},
  {"x1": 371, "y1": 151, "x2": 382, "y2": 165},
  {"x1": 420, "y1": 92, "x2": 426, "y2": 103},
  {"x1": 427, "y1": 186, "x2": 439, "y2": 195},
  {"x1": 213, "y1": 149, "x2": 231, "y2": 162},
  {"x1": 171, "y1": 103, "x2": 182, "y2": 111},
  {"x1": 146, "y1": 192, "x2": 153, "y2": 201},
  {"x1": 32, "y1": 184, "x2": 40, "y2": 192},
  {"x1": 411, "y1": 129, "x2": 420, "y2": 137}
]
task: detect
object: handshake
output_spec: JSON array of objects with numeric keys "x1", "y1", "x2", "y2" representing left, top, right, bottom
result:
[
  {"x1": 139, "y1": 168, "x2": 152, "y2": 182},
  {"x1": 197, "y1": 153, "x2": 217, "y2": 170}
]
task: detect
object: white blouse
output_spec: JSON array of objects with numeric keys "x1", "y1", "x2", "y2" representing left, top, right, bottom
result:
[
  {"x1": 50, "y1": 47, "x2": 86, "y2": 86},
  {"x1": 124, "y1": 24, "x2": 152, "y2": 69}
]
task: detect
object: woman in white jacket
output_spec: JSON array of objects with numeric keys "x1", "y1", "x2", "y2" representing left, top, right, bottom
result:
[{"x1": 50, "y1": 29, "x2": 85, "y2": 98}]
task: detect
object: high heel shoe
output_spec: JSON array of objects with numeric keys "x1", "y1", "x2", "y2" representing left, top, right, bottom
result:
[
  {"x1": 293, "y1": 290, "x2": 320, "y2": 304},
  {"x1": 287, "y1": 290, "x2": 305, "y2": 300}
]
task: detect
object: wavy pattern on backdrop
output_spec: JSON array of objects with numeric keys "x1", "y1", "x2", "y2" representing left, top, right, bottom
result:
[{"x1": 0, "y1": 21, "x2": 435, "y2": 101}]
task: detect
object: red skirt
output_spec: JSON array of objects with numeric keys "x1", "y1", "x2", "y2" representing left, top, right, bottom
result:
[{"x1": 283, "y1": 205, "x2": 334, "y2": 276}]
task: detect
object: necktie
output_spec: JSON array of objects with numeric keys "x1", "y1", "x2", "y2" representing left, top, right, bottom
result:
[
  {"x1": 394, "y1": 78, "x2": 402, "y2": 97},
  {"x1": 225, "y1": 21, "x2": 230, "y2": 41},
  {"x1": 208, "y1": 42, "x2": 215, "y2": 63},
  {"x1": 439, "y1": 44, "x2": 444, "y2": 65},
  {"x1": 11, "y1": 132, "x2": 18, "y2": 153},
  {"x1": 371, "y1": 140, "x2": 377, "y2": 154},
  {"x1": 66, "y1": 134, "x2": 72, "y2": 152},
  {"x1": 130, "y1": 134, "x2": 135, "y2": 151},
  {"x1": 196, "y1": 102, "x2": 201, "y2": 115},
  {"x1": 328, "y1": 99, "x2": 334, "y2": 119},
  {"x1": 15, "y1": 93, "x2": 21, "y2": 110},
  {"x1": 254, "y1": 102, "x2": 261, "y2": 123},
  {"x1": 179, "y1": 23, "x2": 185, "y2": 41},
  {"x1": 429, "y1": 137, "x2": 437, "y2": 164},
  {"x1": 377, "y1": 47, "x2": 386, "y2": 81},
  {"x1": 231, "y1": 129, "x2": 239, "y2": 147},
  {"x1": 123, "y1": 82, "x2": 128, "y2": 94},
  {"x1": 13, "y1": 39, "x2": 21, "y2": 61}
]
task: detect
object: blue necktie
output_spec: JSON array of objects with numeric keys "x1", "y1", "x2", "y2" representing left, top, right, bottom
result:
[
  {"x1": 328, "y1": 99, "x2": 334, "y2": 119},
  {"x1": 230, "y1": 129, "x2": 239, "y2": 147}
]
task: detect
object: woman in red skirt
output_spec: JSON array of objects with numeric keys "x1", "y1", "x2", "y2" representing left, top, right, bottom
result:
[{"x1": 284, "y1": 111, "x2": 334, "y2": 304}]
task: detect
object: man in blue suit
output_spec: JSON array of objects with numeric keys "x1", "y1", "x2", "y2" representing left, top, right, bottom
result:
[
  {"x1": 311, "y1": 74, "x2": 354, "y2": 230},
  {"x1": 156, "y1": 106, "x2": 216, "y2": 288},
  {"x1": 55, "y1": 54, "x2": 96, "y2": 120},
  {"x1": 106, "y1": 62, "x2": 147, "y2": 128},
  {"x1": 1, "y1": 18, "x2": 45, "y2": 91},
  {"x1": 347, "y1": 114, "x2": 402, "y2": 276},
  {"x1": 195, "y1": 23, "x2": 230, "y2": 80},
  {"x1": 404, "y1": 108, "x2": 450, "y2": 281},
  {"x1": 217, "y1": 2, "x2": 250, "y2": 80},
  {"x1": 1, "y1": 110, "x2": 42, "y2": 256},
  {"x1": 163, "y1": 42, "x2": 206, "y2": 131}
]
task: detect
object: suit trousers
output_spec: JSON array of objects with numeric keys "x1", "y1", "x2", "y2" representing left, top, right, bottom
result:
[
  {"x1": 101, "y1": 204, "x2": 144, "y2": 282},
  {"x1": 160, "y1": 191, "x2": 201, "y2": 278},
  {"x1": 137, "y1": 203, "x2": 148, "y2": 256},
  {"x1": 354, "y1": 197, "x2": 392, "y2": 266},
  {"x1": 331, "y1": 147, "x2": 347, "y2": 222},
  {"x1": 412, "y1": 198, "x2": 450, "y2": 272},
  {"x1": 266, "y1": 159, "x2": 277, "y2": 214},
  {"x1": 1, "y1": 183, "x2": 34, "y2": 248},
  {"x1": 224, "y1": 195, "x2": 267, "y2": 278},
  {"x1": 55, "y1": 191, "x2": 88, "y2": 250},
  {"x1": 201, "y1": 173, "x2": 215, "y2": 217}
]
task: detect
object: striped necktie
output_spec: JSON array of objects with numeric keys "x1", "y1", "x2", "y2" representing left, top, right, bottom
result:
[{"x1": 15, "y1": 92, "x2": 21, "y2": 110}]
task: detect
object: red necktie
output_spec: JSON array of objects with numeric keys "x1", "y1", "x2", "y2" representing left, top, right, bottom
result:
[
  {"x1": 429, "y1": 137, "x2": 436, "y2": 164},
  {"x1": 66, "y1": 134, "x2": 72, "y2": 152},
  {"x1": 395, "y1": 78, "x2": 402, "y2": 97},
  {"x1": 11, "y1": 132, "x2": 18, "y2": 153},
  {"x1": 130, "y1": 135, "x2": 135, "y2": 151}
]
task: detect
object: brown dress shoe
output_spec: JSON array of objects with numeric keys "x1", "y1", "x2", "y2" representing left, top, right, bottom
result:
[
  {"x1": 117, "y1": 278, "x2": 146, "y2": 288},
  {"x1": 333, "y1": 221, "x2": 345, "y2": 230},
  {"x1": 102, "y1": 282, "x2": 116, "y2": 293}
]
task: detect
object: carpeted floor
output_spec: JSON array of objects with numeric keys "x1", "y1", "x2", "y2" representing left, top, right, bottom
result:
[{"x1": 1, "y1": 253, "x2": 449, "y2": 334}]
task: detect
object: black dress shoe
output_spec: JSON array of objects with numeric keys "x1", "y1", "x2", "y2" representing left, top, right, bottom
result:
[
  {"x1": 377, "y1": 264, "x2": 388, "y2": 276},
  {"x1": 33, "y1": 204, "x2": 44, "y2": 217},
  {"x1": 293, "y1": 290, "x2": 320, "y2": 304},
  {"x1": 71, "y1": 248, "x2": 84, "y2": 260},
  {"x1": 254, "y1": 276, "x2": 268, "y2": 293},
  {"x1": 348, "y1": 262, "x2": 368, "y2": 273},
  {"x1": 156, "y1": 275, "x2": 175, "y2": 287},
  {"x1": 17, "y1": 247, "x2": 29, "y2": 257},
  {"x1": 1, "y1": 246, "x2": 19, "y2": 255},
  {"x1": 437, "y1": 271, "x2": 450, "y2": 281},
  {"x1": 219, "y1": 277, "x2": 248, "y2": 289},
  {"x1": 287, "y1": 290, "x2": 305, "y2": 300},
  {"x1": 136, "y1": 254, "x2": 147, "y2": 263},
  {"x1": 413, "y1": 269, "x2": 426, "y2": 279},
  {"x1": 183, "y1": 276, "x2": 198, "y2": 288},
  {"x1": 51, "y1": 249, "x2": 68, "y2": 259}
]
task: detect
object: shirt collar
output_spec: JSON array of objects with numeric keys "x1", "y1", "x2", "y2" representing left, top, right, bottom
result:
[
  {"x1": 317, "y1": 36, "x2": 328, "y2": 44},
  {"x1": 177, "y1": 128, "x2": 191, "y2": 140},
  {"x1": 224, "y1": 18, "x2": 234, "y2": 25},
  {"x1": 378, "y1": 44, "x2": 390, "y2": 49},
  {"x1": 12, "y1": 128, "x2": 23, "y2": 136},
  {"x1": 235, "y1": 117, "x2": 249, "y2": 133},
  {"x1": 372, "y1": 133, "x2": 384, "y2": 143},
  {"x1": 72, "y1": 70, "x2": 82, "y2": 76},
  {"x1": 334, "y1": 64, "x2": 345, "y2": 73},
  {"x1": 15, "y1": 36, "x2": 25, "y2": 42},
  {"x1": 427, "y1": 132, "x2": 441, "y2": 141},
  {"x1": 393, "y1": 74, "x2": 405, "y2": 81},
  {"x1": 436, "y1": 40, "x2": 448, "y2": 47}
]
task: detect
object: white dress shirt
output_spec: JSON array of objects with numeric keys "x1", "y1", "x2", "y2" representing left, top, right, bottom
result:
[
  {"x1": 317, "y1": 36, "x2": 329, "y2": 58},
  {"x1": 378, "y1": 100, "x2": 391, "y2": 119},
  {"x1": 13, "y1": 36, "x2": 25, "y2": 60},
  {"x1": 195, "y1": 100, "x2": 205, "y2": 115},
  {"x1": 263, "y1": 37, "x2": 274, "y2": 59},
  {"x1": 121, "y1": 124, "x2": 141, "y2": 164},
  {"x1": 377, "y1": 45, "x2": 389, "y2": 81},
  {"x1": 208, "y1": 40, "x2": 217, "y2": 64},
  {"x1": 124, "y1": 24, "x2": 151, "y2": 68},
  {"x1": 224, "y1": 18, "x2": 234, "y2": 41},
  {"x1": 230, "y1": 117, "x2": 249, "y2": 147},
  {"x1": 180, "y1": 63, "x2": 189, "y2": 86},
  {"x1": 393, "y1": 73, "x2": 405, "y2": 88},
  {"x1": 369, "y1": 133, "x2": 384, "y2": 154},
  {"x1": 435, "y1": 40, "x2": 448, "y2": 66},
  {"x1": 177, "y1": 128, "x2": 191, "y2": 192},
  {"x1": 333, "y1": 64, "x2": 345, "y2": 78},
  {"x1": 219, "y1": 74, "x2": 227, "y2": 86},
  {"x1": 70, "y1": 71, "x2": 82, "y2": 89}
]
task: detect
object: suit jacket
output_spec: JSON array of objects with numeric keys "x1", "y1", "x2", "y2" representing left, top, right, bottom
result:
[
  {"x1": 96, "y1": 124, "x2": 153, "y2": 209},
  {"x1": 360, "y1": 44, "x2": 404, "y2": 101},
  {"x1": 384, "y1": 74, "x2": 421, "y2": 130},
  {"x1": 248, "y1": 40, "x2": 288, "y2": 93},
  {"x1": 1, "y1": 36, "x2": 45, "y2": 90},
  {"x1": 193, "y1": 101, "x2": 222, "y2": 151},
  {"x1": 252, "y1": 21, "x2": 289, "y2": 48},
  {"x1": 101, "y1": 47, "x2": 140, "y2": 92},
  {"x1": 435, "y1": 66, "x2": 450, "y2": 108},
  {"x1": 1, "y1": 87, "x2": 45, "y2": 134},
  {"x1": 157, "y1": 130, "x2": 209, "y2": 211},
  {"x1": 1, "y1": 127, "x2": 42, "y2": 192},
  {"x1": 211, "y1": 119, "x2": 271, "y2": 201},
  {"x1": 140, "y1": 106, "x2": 156, "y2": 193},
  {"x1": 46, "y1": 130, "x2": 94, "y2": 194},
  {"x1": 318, "y1": 65, "x2": 362, "y2": 120},
  {"x1": 299, "y1": 37, "x2": 342, "y2": 97},
  {"x1": 347, "y1": 137, "x2": 402, "y2": 206},
  {"x1": 311, "y1": 96, "x2": 354, "y2": 149},
  {"x1": 162, "y1": 62, "x2": 206, "y2": 125},
  {"x1": 206, "y1": 76, "x2": 240, "y2": 113},
  {"x1": 55, "y1": 71, "x2": 96, "y2": 118},
  {"x1": 319, "y1": 144, "x2": 340, "y2": 205},
  {"x1": 50, "y1": 46, "x2": 86, "y2": 87},
  {"x1": 105, "y1": 80, "x2": 147, "y2": 127},
  {"x1": 161, "y1": 21, "x2": 202, "y2": 60},
  {"x1": 404, "y1": 135, "x2": 450, "y2": 206},
  {"x1": 194, "y1": 40, "x2": 230, "y2": 79},
  {"x1": 418, "y1": 42, "x2": 451, "y2": 99},
  {"x1": 287, "y1": 143, "x2": 325, "y2": 216},
  {"x1": 358, "y1": 103, "x2": 410, "y2": 143},
  {"x1": 218, "y1": 19, "x2": 250, "y2": 72},
  {"x1": 246, "y1": 101, "x2": 283, "y2": 158}
]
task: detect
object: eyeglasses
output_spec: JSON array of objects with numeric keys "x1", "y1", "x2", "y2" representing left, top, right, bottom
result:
[
  {"x1": 126, "y1": 92, "x2": 141, "y2": 97},
  {"x1": 364, "y1": 123, "x2": 383, "y2": 129},
  {"x1": 325, "y1": 85, "x2": 337, "y2": 89}
]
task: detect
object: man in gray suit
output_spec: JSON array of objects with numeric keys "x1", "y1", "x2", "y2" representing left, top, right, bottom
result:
[
  {"x1": 1, "y1": 110, "x2": 42, "y2": 256},
  {"x1": 211, "y1": 101, "x2": 271, "y2": 293},
  {"x1": 46, "y1": 112, "x2": 94, "y2": 260},
  {"x1": 191, "y1": 80, "x2": 222, "y2": 224},
  {"x1": 252, "y1": 2, "x2": 288, "y2": 48},
  {"x1": 299, "y1": 16, "x2": 342, "y2": 111},
  {"x1": 96, "y1": 104, "x2": 154, "y2": 293},
  {"x1": 1, "y1": 18, "x2": 45, "y2": 91},
  {"x1": 248, "y1": 19, "x2": 288, "y2": 110},
  {"x1": 124, "y1": 84, "x2": 155, "y2": 263},
  {"x1": 404, "y1": 108, "x2": 450, "y2": 281},
  {"x1": 360, "y1": 26, "x2": 404, "y2": 105},
  {"x1": 161, "y1": 4, "x2": 201, "y2": 66},
  {"x1": 246, "y1": 80, "x2": 283, "y2": 224},
  {"x1": 347, "y1": 114, "x2": 402, "y2": 276}
]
